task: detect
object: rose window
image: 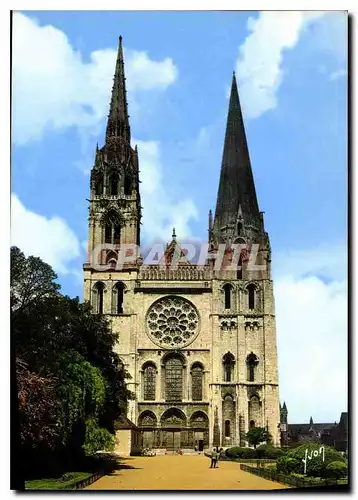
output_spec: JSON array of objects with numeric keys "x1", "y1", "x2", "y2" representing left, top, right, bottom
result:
[{"x1": 146, "y1": 296, "x2": 200, "y2": 348}]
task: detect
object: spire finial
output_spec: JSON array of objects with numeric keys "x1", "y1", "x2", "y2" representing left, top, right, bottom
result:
[
  {"x1": 172, "y1": 227, "x2": 176, "y2": 240},
  {"x1": 212, "y1": 72, "x2": 260, "y2": 241},
  {"x1": 105, "y1": 36, "x2": 131, "y2": 143}
]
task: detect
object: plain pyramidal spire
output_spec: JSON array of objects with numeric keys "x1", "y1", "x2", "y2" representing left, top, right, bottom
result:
[
  {"x1": 105, "y1": 35, "x2": 131, "y2": 143},
  {"x1": 212, "y1": 71, "x2": 260, "y2": 241}
]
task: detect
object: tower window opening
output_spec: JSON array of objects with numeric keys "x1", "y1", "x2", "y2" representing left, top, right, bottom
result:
[
  {"x1": 246, "y1": 353, "x2": 258, "y2": 382},
  {"x1": 94, "y1": 282, "x2": 105, "y2": 314},
  {"x1": 248, "y1": 284, "x2": 255, "y2": 310},
  {"x1": 115, "y1": 282, "x2": 124, "y2": 314},
  {"x1": 223, "y1": 352, "x2": 235, "y2": 382},
  {"x1": 105, "y1": 223, "x2": 112, "y2": 243},
  {"x1": 237, "y1": 222, "x2": 243, "y2": 236},
  {"x1": 250, "y1": 420, "x2": 255, "y2": 429},
  {"x1": 223, "y1": 284, "x2": 232, "y2": 309},
  {"x1": 95, "y1": 179, "x2": 103, "y2": 195},
  {"x1": 114, "y1": 224, "x2": 121, "y2": 245},
  {"x1": 124, "y1": 175, "x2": 131, "y2": 195},
  {"x1": 225, "y1": 420, "x2": 231, "y2": 438},
  {"x1": 237, "y1": 253, "x2": 243, "y2": 279},
  {"x1": 109, "y1": 174, "x2": 118, "y2": 196}
]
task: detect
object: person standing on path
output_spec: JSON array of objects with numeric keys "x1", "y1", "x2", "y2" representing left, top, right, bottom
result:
[{"x1": 210, "y1": 447, "x2": 218, "y2": 468}]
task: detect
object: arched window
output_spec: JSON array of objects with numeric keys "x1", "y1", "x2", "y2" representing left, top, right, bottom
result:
[
  {"x1": 237, "y1": 252, "x2": 243, "y2": 279},
  {"x1": 103, "y1": 211, "x2": 121, "y2": 245},
  {"x1": 250, "y1": 420, "x2": 255, "y2": 429},
  {"x1": 223, "y1": 352, "x2": 235, "y2": 382},
  {"x1": 247, "y1": 284, "x2": 256, "y2": 310},
  {"x1": 105, "y1": 223, "x2": 112, "y2": 243},
  {"x1": 191, "y1": 363, "x2": 203, "y2": 401},
  {"x1": 95, "y1": 178, "x2": 103, "y2": 195},
  {"x1": 223, "y1": 284, "x2": 232, "y2": 309},
  {"x1": 114, "y1": 224, "x2": 121, "y2": 245},
  {"x1": 237, "y1": 222, "x2": 243, "y2": 236},
  {"x1": 143, "y1": 363, "x2": 156, "y2": 401},
  {"x1": 165, "y1": 356, "x2": 183, "y2": 402},
  {"x1": 109, "y1": 174, "x2": 118, "y2": 195},
  {"x1": 114, "y1": 281, "x2": 125, "y2": 314},
  {"x1": 225, "y1": 420, "x2": 231, "y2": 438},
  {"x1": 246, "y1": 352, "x2": 258, "y2": 382},
  {"x1": 106, "y1": 251, "x2": 117, "y2": 270},
  {"x1": 93, "y1": 282, "x2": 105, "y2": 314},
  {"x1": 124, "y1": 174, "x2": 131, "y2": 195}
]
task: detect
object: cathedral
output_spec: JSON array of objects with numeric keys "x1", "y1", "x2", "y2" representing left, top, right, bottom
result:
[{"x1": 83, "y1": 36, "x2": 281, "y2": 452}]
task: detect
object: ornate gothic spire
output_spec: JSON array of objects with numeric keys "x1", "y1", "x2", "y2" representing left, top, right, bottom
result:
[
  {"x1": 105, "y1": 35, "x2": 131, "y2": 143},
  {"x1": 213, "y1": 72, "x2": 260, "y2": 241}
]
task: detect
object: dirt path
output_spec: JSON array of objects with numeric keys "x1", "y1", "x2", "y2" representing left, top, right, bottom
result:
[{"x1": 85, "y1": 455, "x2": 290, "y2": 491}]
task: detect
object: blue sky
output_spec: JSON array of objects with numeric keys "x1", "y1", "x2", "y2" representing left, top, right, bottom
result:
[{"x1": 12, "y1": 11, "x2": 347, "y2": 423}]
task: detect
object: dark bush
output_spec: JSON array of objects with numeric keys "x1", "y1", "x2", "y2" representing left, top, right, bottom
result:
[
  {"x1": 225, "y1": 447, "x2": 256, "y2": 459},
  {"x1": 325, "y1": 461, "x2": 348, "y2": 479},
  {"x1": 276, "y1": 457, "x2": 300, "y2": 474},
  {"x1": 256, "y1": 445, "x2": 285, "y2": 459}
]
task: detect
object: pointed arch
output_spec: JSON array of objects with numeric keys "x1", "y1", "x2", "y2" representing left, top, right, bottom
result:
[
  {"x1": 246, "y1": 283, "x2": 260, "y2": 310},
  {"x1": 189, "y1": 411, "x2": 209, "y2": 428},
  {"x1": 246, "y1": 352, "x2": 259, "y2": 381},
  {"x1": 191, "y1": 362, "x2": 204, "y2": 401},
  {"x1": 223, "y1": 352, "x2": 235, "y2": 382},
  {"x1": 102, "y1": 209, "x2": 122, "y2": 245},
  {"x1": 142, "y1": 362, "x2": 157, "y2": 401},
  {"x1": 225, "y1": 420, "x2": 231, "y2": 438},
  {"x1": 222, "y1": 394, "x2": 236, "y2": 445},
  {"x1": 93, "y1": 281, "x2": 106, "y2": 314},
  {"x1": 249, "y1": 394, "x2": 262, "y2": 429},
  {"x1": 106, "y1": 250, "x2": 118, "y2": 269},
  {"x1": 161, "y1": 408, "x2": 187, "y2": 427},
  {"x1": 163, "y1": 354, "x2": 184, "y2": 402},
  {"x1": 138, "y1": 410, "x2": 157, "y2": 427},
  {"x1": 113, "y1": 281, "x2": 125, "y2": 314},
  {"x1": 222, "y1": 283, "x2": 234, "y2": 310}
]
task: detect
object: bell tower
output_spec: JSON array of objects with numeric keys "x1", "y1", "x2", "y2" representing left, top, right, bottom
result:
[{"x1": 86, "y1": 36, "x2": 141, "y2": 268}]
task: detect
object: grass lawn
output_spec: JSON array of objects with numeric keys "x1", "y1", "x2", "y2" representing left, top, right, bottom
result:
[{"x1": 25, "y1": 472, "x2": 93, "y2": 490}]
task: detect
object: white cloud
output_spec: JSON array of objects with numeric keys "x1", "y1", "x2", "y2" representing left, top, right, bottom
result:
[
  {"x1": 274, "y1": 244, "x2": 347, "y2": 423},
  {"x1": 12, "y1": 12, "x2": 178, "y2": 145},
  {"x1": 330, "y1": 69, "x2": 348, "y2": 81},
  {"x1": 235, "y1": 11, "x2": 345, "y2": 120},
  {"x1": 274, "y1": 242, "x2": 347, "y2": 283},
  {"x1": 11, "y1": 193, "x2": 81, "y2": 275},
  {"x1": 135, "y1": 139, "x2": 198, "y2": 243}
]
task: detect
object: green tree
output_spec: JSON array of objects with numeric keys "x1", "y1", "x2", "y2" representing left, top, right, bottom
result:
[
  {"x1": 11, "y1": 247, "x2": 133, "y2": 476},
  {"x1": 245, "y1": 427, "x2": 272, "y2": 449},
  {"x1": 11, "y1": 246, "x2": 60, "y2": 314}
]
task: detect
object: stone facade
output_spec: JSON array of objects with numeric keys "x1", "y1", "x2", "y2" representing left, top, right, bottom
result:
[{"x1": 83, "y1": 37, "x2": 281, "y2": 450}]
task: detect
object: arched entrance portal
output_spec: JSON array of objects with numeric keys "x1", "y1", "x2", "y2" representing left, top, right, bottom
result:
[
  {"x1": 138, "y1": 408, "x2": 209, "y2": 451},
  {"x1": 190, "y1": 411, "x2": 209, "y2": 451},
  {"x1": 138, "y1": 411, "x2": 157, "y2": 449},
  {"x1": 160, "y1": 408, "x2": 187, "y2": 451}
]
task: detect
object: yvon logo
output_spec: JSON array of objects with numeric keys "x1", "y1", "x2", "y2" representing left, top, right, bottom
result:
[{"x1": 302, "y1": 446, "x2": 325, "y2": 474}]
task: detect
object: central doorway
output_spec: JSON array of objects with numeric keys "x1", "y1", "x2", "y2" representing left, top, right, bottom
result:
[{"x1": 166, "y1": 431, "x2": 181, "y2": 451}]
